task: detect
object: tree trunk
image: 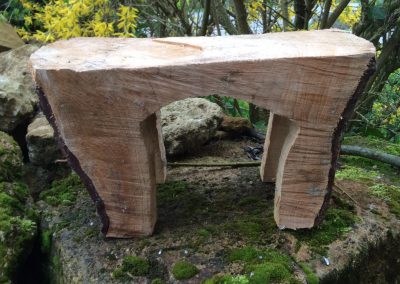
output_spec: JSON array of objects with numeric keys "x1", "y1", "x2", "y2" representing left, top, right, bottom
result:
[
  {"x1": 341, "y1": 145, "x2": 400, "y2": 168},
  {"x1": 280, "y1": 0, "x2": 289, "y2": 31},
  {"x1": 211, "y1": 0, "x2": 238, "y2": 35},
  {"x1": 320, "y1": 0, "x2": 332, "y2": 29},
  {"x1": 325, "y1": 0, "x2": 351, "y2": 28},
  {"x1": 232, "y1": 0, "x2": 252, "y2": 34},
  {"x1": 294, "y1": 0, "x2": 306, "y2": 29},
  {"x1": 200, "y1": 0, "x2": 211, "y2": 36}
]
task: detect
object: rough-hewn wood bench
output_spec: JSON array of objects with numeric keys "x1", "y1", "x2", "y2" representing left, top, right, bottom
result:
[{"x1": 30, "y1": 30, "x2": 375, "y2": 238}]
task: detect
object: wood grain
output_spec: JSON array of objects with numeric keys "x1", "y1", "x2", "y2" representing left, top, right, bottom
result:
[{"x1": 30, "y1": 29, "x2": 375, "y2": 237}]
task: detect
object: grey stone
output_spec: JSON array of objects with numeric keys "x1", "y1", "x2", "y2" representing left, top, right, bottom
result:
[
  {"x1": 160, "y1": 98, "x2": 224, "y2": 156},
  {"x1": 26, "y1": 112, "x2": 61, "y2": 166},
  {"x1": 0, "y1": 44, "x2": 39, "y2": 132}
]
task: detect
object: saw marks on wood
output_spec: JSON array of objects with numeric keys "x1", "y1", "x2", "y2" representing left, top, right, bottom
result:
[{"x1": 30, "y1": 29, "x2": 375, "y2": 237}]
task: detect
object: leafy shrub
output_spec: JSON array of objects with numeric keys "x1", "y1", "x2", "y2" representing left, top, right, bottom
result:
[{"x1": 15, "y1": 0, "x2": 139, "y2": 42}]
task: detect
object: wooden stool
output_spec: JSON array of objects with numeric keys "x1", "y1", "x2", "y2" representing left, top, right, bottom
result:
[{"x1": 30, "y1": 30, "x2": 375, "y2": 238}]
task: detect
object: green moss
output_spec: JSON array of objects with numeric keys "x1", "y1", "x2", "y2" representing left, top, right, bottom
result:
[
  {"x1": 122, "y1": 256, "x2": 150, "y2": 276},
  {"x1": 225, "y1": 247, "x2": 299, "y2": 283},
  {"x1": 298, "y1": 262, "x2": 319, "y2": 284},
  {"x1": 157, "y1": 181, "x2": 188, "y2": 204},
  {"x1": 339, "y1": 136, "x2": 400, "y2": 183},
  {"x1": 151, "y1": 278, "x2": 165, "y2": 284},
  {"x1": 112, "y1": 267, "x2": 129, "y2": 281},
  {"x1": 246, "y1": 262, "x2": 292, "y2": 284},
  {"x1": 223, "y1": 214, "x2": 276, "y2": 241},
  {"x1": 172, "y1": 261, "x2": 199, "y2": 280},
  {"x1": 294, "y1": 207, "x2": 359, "y2": 255},
  {"x1": 0, "y1": 182, "x2": 37, "y2": 283},
  {"x1": 112, "y1": 255, "x2": 150, "y2": 279},
  {"x1": 227, "y1": 247, "x2": 260, "y2": 263},
  {"x1": 41, "y1": 230, "x2": 52, "y2": 254},
  {"x1": 370, "y1": 183, "x2": 400, "y2": 217},
  {"x1": 0, "y1": 131, "x2": 23, "y2": 182},
  {"x1": 335, "y1": 165, "x2": 378, "y2": 182},
  {"x1": 203, "y1": 274, "x2": 249, "y2": 284},
  {"x1": 39, "y1": 174, "x2": 83, "y2": 206},
  {"x1": 198, "y1": 228, "x2": 211, "y2": 239}
]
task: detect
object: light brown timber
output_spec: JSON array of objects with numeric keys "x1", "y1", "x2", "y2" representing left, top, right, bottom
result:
[{"x1": 30, "y1": 29, "x2": 375, "y2": 237}]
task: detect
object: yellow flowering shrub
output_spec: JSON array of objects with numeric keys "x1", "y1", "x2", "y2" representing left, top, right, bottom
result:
[
  {"x1": 246, "y1": 0, "x2": 265, "y2": 22},
  {"x1": 17, "y1": 0, "x2": 139, "y2": 42}
]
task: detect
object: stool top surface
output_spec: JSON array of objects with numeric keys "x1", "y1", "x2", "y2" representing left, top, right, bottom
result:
[{"x1": 30, "y1": 29, "x2": 375, "y2": 72}]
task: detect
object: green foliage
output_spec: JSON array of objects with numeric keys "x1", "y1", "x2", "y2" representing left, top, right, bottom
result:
[
  {"x1": 12, "y1": 0, "x2": 139, "y2": 42},
  {"x1": 206, "y1": 95, "x2": 250, "y2": 119},
  {"x1": 355, "y1": 70, "x2": 400, "y2": 142},
  {"x1": 0, "y1": 0, "x2": 31, "y2": 28},
  {"x1": 112, "y1": 255, "x2": 150, "y2": 279},
  {"x1": 0, "y1": 182, "x2": 37, "y2": 283},
  {"x1": 172, "y1": 261, "x2": 199, "y2": 280},
  {"x1": 39, "y1": 174, "x2": 83, "y2": 206}
]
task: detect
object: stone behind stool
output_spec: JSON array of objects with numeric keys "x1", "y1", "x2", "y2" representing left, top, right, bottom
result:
[
  {"x1": 26, "y1": 112, "x2": 62, "y2": 166},
  {"x1": 161, "y1": 98, "x2": 224, "y2": 156}
]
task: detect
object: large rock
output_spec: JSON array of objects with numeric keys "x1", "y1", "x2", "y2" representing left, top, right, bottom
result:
[
  {"x1": 0, "y1": 131, "x2": 23, "y2": 181},
  {"x1": 26, "y1": 112, "x2": 61, "y2": 166},
  {"x1": 0, "y1": 44, "x2": 39, "y2": 132},
  {"x1": 161, "y1": 98, "x2": 224, "y2": 156},
  {"x1": 0, "y1": 21, "x2": 24, "y2": 52}
]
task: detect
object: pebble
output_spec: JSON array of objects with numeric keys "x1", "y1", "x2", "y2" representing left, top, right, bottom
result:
[{"x1": 322, "y1": 256, "x2": 330, "y2": 266}]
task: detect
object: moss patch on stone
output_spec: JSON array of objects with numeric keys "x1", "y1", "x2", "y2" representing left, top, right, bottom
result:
[
  {"x1": 218, "y1": 246, "x2": 300, "y2": 284},
  {"x1": 0, "y1": 131, "x2": 22, "y2": 182},
  {"x1": 203, "y1": 275, "x2": 250, "y2": 284},
  {"x1": 39, "y1": 174, "x2": 83, "y2": 206},
  {"x1": 0, "y1": 182, "x2": 37, "y2": 283},
  {"x1": 112, "y1": 255, "x2": 150, "y2": 280},
  {"x1": 172, "y1": 261, "x2": 199, "y2": 280}
]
